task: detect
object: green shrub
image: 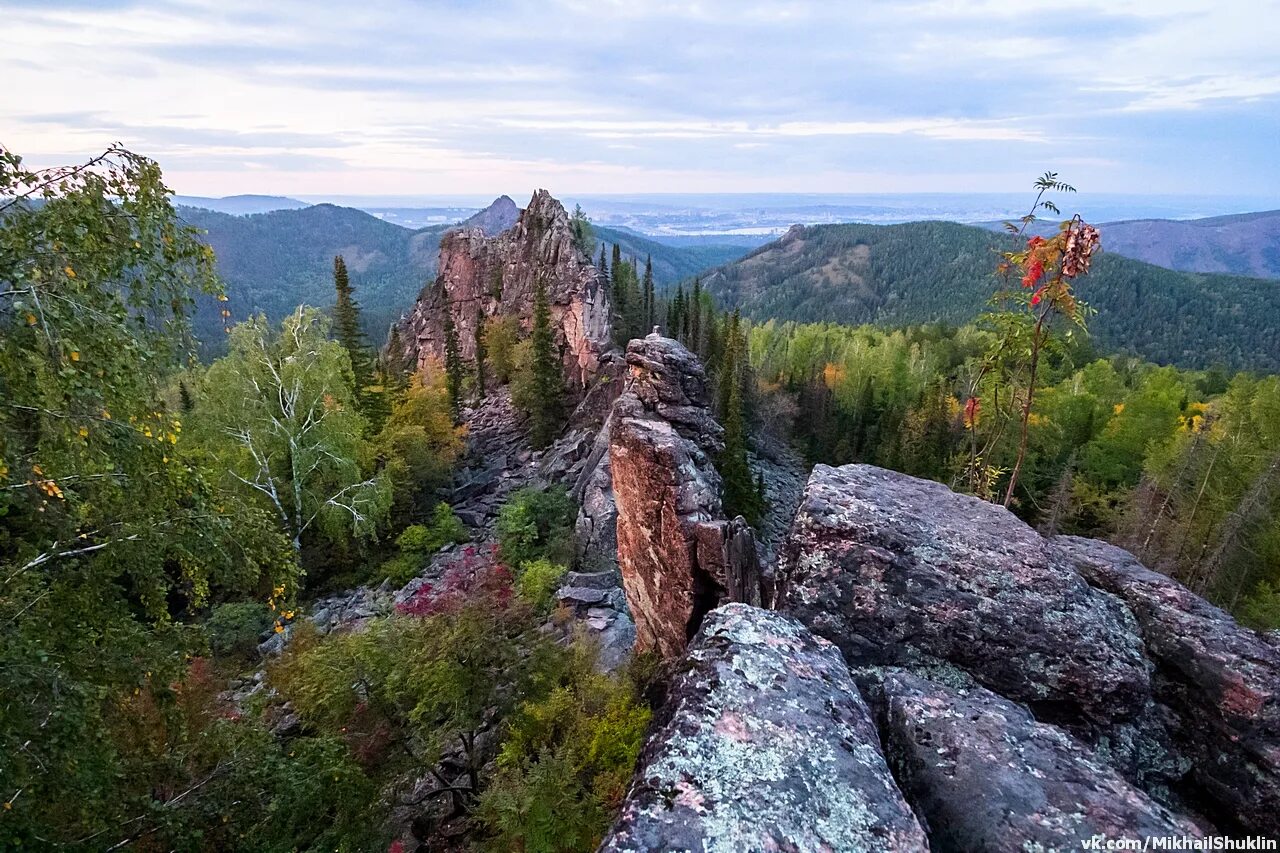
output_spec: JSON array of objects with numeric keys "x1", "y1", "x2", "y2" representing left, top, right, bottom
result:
[
  {"x1": 1242, "y1": 581, "x2": 1280, "y2": 631},
  {"x1": 496, "y1": 487, "x2": 577, "y2": 568},
  {"x1": 516, "y1": 558, "x2": 567, "y2": 612},
  {"x1": 205, "y1": 601, "x2": 273, "y2": 662},
  {"x1": 398, "y1": 502, "x2": 469, "y2": 554},
  {"x1": 477, "y1": 644, "x2": 650, "y2": 852},
  {"x1": 382, "y1": 503, "x2": 470, "y2": 584}
]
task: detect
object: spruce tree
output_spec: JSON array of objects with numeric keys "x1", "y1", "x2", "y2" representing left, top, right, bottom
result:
[
  {"x1": 598, "y1": 243, "x2": 609, "y2": 281},
  {"x1": 442, "y1": 292, "x2": 464, "y2": 420},
  {"x1": 178, "y1": 379, "x2": 194, "y2": 413},
  {"x1": 528, "y1": 277, "x2": 563, "y2": 448},
  {"x1": 720, "y1": 315, "x2": 760, "y2": 526},
  {"x1": 332, "y1": 255, "x2": 374, "y2": 400},
  {"x1": 690, "y1": 277, "x2": 703, "y2": 357},
  {"x1": 611, "y1": 244, "x2": 628, "y2": 342},
  {"x1": 474, "y1": 309, "x2": 487, "y2": 400},
  {"x1": 669, "y1": 285, "x2": 686, "y2": 342},
  {"x1": 643, "y1": 255, "x2": 655, "y2": 330}
]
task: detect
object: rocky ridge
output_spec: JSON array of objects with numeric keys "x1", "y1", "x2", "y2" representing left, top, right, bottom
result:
[
  {"x1": 609, "y1": 333, "x2": 768, "y2": 660},
  {"x1": 397, "y1": 189, "x2": 611, "y2": 392}
]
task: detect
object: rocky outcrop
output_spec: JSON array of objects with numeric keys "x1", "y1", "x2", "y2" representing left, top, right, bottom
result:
[
  {"x1": 880, "y1": 670, "x2": 1203, "y2": 848},
  {"x1": 1054, "y1": 536, "x2": 1280, "y2": 834},
  {"x1": 610, "y1": 334, "x2": 767, "y2": 660},
  {"x1": 599, "y1": 604, "x2": 928, "y2": 853},
  {"x1": 398, "y1": 189, "x2": 611, "y2": 392},
  {"x1": 459, "y1": 194, "x2": 520, "y2": 236},
  {"x1": 775, "y1": 463, "x2": 1150, "y2": 723}
]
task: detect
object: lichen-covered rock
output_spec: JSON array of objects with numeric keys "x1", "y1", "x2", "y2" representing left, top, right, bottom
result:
[
  {"x1": 599, "y1": 604, "x2": 928, "y2": 853},
  {"x1": 397, "y1": 189, "x2": 611, "y2": 392},
  {"x1": 1053, "y1": 535, "x2": 1280, "y2": 835},
  {"x1": 775, "y1": 464, "x2": 1150, "y2": 722},
  {"x1": 881, "y1": 670, "x2": 1203, "y2": 849},
  {"x1": 610, "y1": 335, "x2": 765, "y2": 660}
]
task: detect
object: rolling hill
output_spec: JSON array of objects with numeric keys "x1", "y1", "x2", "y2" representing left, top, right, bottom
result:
[
  {"x1": 1095, "y1": 210, "x2": 1280, "y2": 279},
  {"x1": 700, "y1": 221, "x2": 1280, "y2": 372}
]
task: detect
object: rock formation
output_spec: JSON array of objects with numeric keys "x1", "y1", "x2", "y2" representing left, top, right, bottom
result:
[
  {"x1": 881, "y1": 670, "x2": 1202, "y2": 848},
  {"x1": 775, "y1": 464, "x2": 1151, "y2": 724},
  {"x1": 397, "y1": 189, "x2": 611, "y2": 392},
  {"x1": 1053, "y1": 536, "x2": 1280, "y2": 833},
  {"x1": 609, "y1": 334, "x2": 767, "y2": 660},
  {"x1": 599, "y1": 604, "x2": 928, "y2": 853},
  {"x1": 604, "y1": 456, "x2": 1280, "y2": 847}
]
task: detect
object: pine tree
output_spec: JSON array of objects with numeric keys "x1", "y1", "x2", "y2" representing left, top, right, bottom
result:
[
  {"x1": 643, "y1": 255, "x2": 655, "y2": 330},
  {"x1": 332, "y1": 255, "x2": 374, "y2": 399},
  {"x1": 611, "y1": 244, "x2": 628, "y2": 341},
  {"x1": 670, "y1": 285, "x2": 686, "y2": 343},
  {"x1": 442, "y1": 291, "x2": 464, "y2": 420},
  {"x1": 528, "y1": 277, "x2": 564, "y2": 448},
  {"x1": 598, "y1": 243, "x2": 609, "y2": 284},
  {"x1": 690, "y1": 277, "x2": 703, "y2": 357},
  {"x1": 474, "y1": 308, "x2": 487, "y2": 400},
  {"x1": 720, "y1": 313, "x2": 760, "y2": 525},
  {"x1": 178, "y1": 379, "x2": 194, "y2": 413}
]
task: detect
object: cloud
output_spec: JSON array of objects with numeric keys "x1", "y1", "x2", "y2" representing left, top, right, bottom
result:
[{"x1": 0, "y1": 0, "x2": 1277, "y2": 195}]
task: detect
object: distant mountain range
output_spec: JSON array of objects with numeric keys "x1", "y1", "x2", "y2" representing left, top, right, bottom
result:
[
  {"x1": 980, "y1": 209, "x2": 1280, "y2": 280},
  {"x1": 1096, "y1": 210, "x2": 1280, "y2": 279},
  {"x1": 178, "y1": 196, "x2": 750, "y2": 353},
  {"x1": 173, "y1": 194, "x2": 311, "y2": 215},
  {"x1": 701, "y1": 221, "x2": 1280, "y2": 372}
]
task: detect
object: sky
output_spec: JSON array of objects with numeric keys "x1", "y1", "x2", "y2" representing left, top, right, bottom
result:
[{"x1": 3, "y1": 0, "x2": 1279, "y2": 199}]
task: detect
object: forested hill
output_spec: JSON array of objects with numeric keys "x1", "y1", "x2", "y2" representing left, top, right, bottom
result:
[
  {"x1": 180, "y1": 204, "x2": 446, "y2": 347},
  {"x1": 699, "y1": 220, "x2": 1280, "y2": 371}
]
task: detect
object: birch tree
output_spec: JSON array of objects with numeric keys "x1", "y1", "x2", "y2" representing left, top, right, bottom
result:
[{"x1": 195, "y1": 308, "x2": 392, "y2": 553}]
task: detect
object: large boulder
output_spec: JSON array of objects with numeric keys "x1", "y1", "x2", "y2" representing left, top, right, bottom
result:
[
  {"x1": 397, "y1": 189, "x2": 611, "y2": 392},
  {"x1": 775, "y1": 464, "x2": 1151, "y2": 723},
  {"x1": 1053, "y1": 536, "x2": 1280, "y2": 835},
  {"x1": 881, "y1": 670, "x2": 1203, "y2": 849},
  {"x1": 610, "y1": 335, "x2": 766, "y2": 660},
  {"x1": 599, "y1": 604, "x2": 928, "y2": 853}
]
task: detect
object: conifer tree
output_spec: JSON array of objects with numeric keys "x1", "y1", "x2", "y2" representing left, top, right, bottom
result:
[
  {"x1": 178, "y1": 379, "x2": 194, "y2": 413},
  {"x1": 611, "y1": 244, "x2": 628, "y2": 340},
  {"x1": 719, "y1": 310, "x2": 760, "y2": 525},
  {"x1": 474, "y1": 308, "x2": 487, "y2": 400},
  {"x1": 333, "y1": 255, "x2": 375, "y2": 401},
  {"x1": 527, "y1": 277, "x2": 563, "y2": 448},
  {"x1": 441, "y1": 292, "x2": 464, "y2": 420},
  {"x1": 690, "y1": 277, "x2": 703, "y2": 357},
  {"x1": 643, "y1": 255, "x2": 655, "y2": 329},
  {"x1": 669, "y1": 285, "x2": 686, "y2": 341}
]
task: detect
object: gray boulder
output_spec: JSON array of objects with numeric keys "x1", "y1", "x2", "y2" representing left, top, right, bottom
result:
[
  {"x1": 775, "y1": 464, "x2": 1151, "y2": 723},
  {"x1": 598, "y1": 603, "x2": 928, "y2": 853},
  {"x1": 1053, "y1": 535, "x2": 1280, "y2": 835},
  {"x1": 881, "y1": 670, "x2": 1203, "y2": 849}
]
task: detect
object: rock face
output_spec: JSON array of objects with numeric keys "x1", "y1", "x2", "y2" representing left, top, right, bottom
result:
[
  {"x1": 398, "y1": 189, "x2": 611, "y2": 392},
  {"x1": 1054, "y1": 536, "x2": 1280, "y2": 834},
  {"x1": 881, "y1": 670, "x2": 1202, "y2": 848},
  {"x1": 609, "y1": 334, "x2": 767, "y2": 660},
  {"x1": 764, "y1": 462, "x2": 1280, "y2": 836},
  {"x1": 599, "y1": 604, "x2": 928, "y2": 853},
  {"x1": 775, "y1": 463, "x2": 1150, "y2": 723}
]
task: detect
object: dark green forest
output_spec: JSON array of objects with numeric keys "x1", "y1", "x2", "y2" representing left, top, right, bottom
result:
[{"x1": 700, "y1": 220, "x2": 1280, "y2": 371}]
